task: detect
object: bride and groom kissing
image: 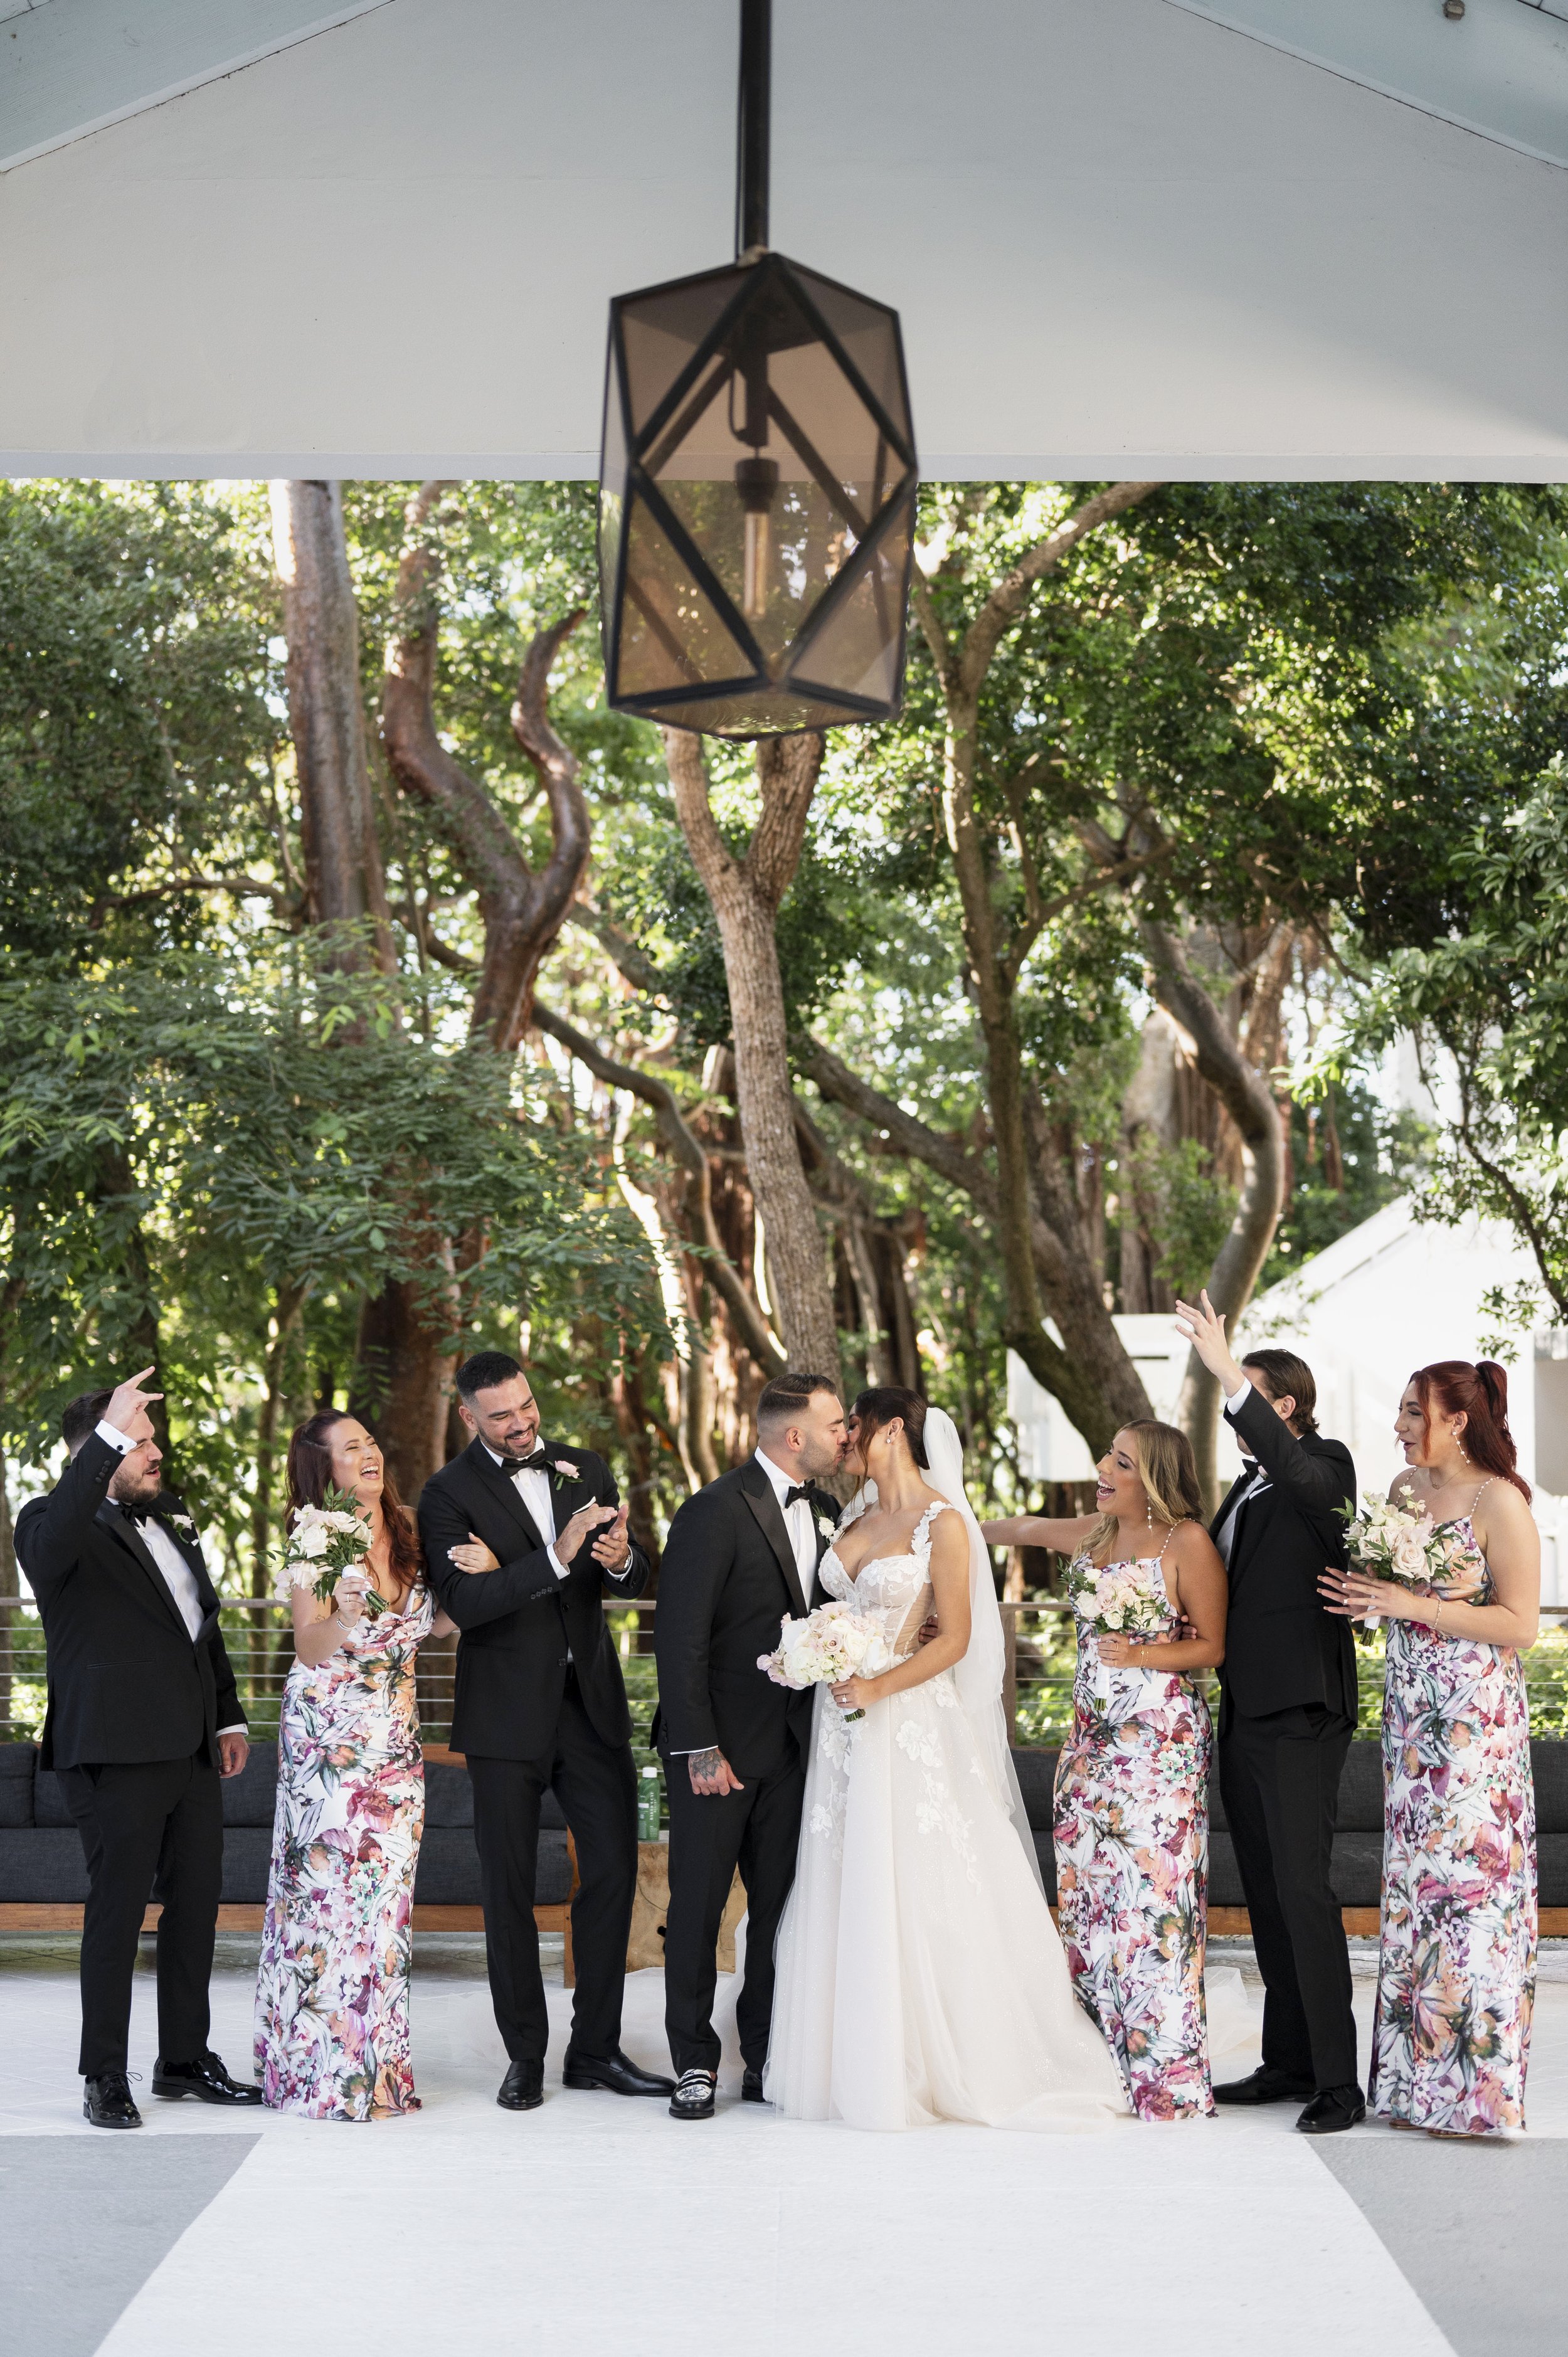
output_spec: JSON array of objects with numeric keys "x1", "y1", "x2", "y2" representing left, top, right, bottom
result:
[{"x1": 654, "y1": 1370, "x2": 1124, "y2": 2128}]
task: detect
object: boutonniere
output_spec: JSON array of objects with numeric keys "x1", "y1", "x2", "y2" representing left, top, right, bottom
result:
[
  {"x1": 169, "y1": 1512, "x2": 197, "y2": 1538},
  {"x1": 550, "y1": 1458, "x2": 578, "y2": 1481}
]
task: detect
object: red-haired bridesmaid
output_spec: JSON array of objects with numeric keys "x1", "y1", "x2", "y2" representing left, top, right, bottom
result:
[{"x1": 1323, "y1": 1359, "x2": 1540, "y2": 2137}]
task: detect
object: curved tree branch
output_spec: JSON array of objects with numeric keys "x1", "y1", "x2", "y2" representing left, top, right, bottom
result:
[
  {"x1": 800, "y1": 1036, "x2": 1150, "y2": 1449},
  {"x1": 382, "y1": 484, "x2": 590, "y2": 1050},
  {"x1": 532, "y1": 998, "x2": 786, "y2": 1373},
  {"x1": 959, "y1": 481, "x2": 1165, "y2": 697},
  {"x1": 1138, "y1": 914, "x2": 1286, "y2": 1493}
]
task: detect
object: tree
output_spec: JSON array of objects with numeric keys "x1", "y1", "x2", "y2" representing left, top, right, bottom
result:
[{"x1": 662, "y1": 728, "x2": 840, "y2": 1380}]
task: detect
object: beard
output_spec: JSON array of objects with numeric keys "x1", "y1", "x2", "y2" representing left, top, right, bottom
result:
[{"x1": 109, "y1": 1462, "x2": 162, "y2": 1508}]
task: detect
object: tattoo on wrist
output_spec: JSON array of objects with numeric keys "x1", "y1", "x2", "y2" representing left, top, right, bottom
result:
[{"x1": 691, "y1": 1747, "x2": 721, "y2": 1780}]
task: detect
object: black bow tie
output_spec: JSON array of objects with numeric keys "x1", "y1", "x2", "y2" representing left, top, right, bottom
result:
[
  {"x1": 120, "y1": 1503, "x2": 157, "y2": 1530},
  {"x1": 783, "y1": 1485, "x2": 815, "y2": 1512},
  {"x1": 497, "y1": 1449, "x2": 551, "y2": 1476}
]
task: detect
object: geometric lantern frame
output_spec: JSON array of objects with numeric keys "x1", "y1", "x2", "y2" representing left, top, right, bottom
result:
[{"x1": 597, "y1": 3, "x2": 918, "y2": 739}]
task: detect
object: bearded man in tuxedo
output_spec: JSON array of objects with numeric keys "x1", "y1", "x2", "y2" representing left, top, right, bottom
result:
[
  {"x1": 654, "y1": 1370, "x2": 847, "y2": 2121},
  {"x1": 16, "y1": 1367, "x2": 262, "y2": 2129},
  {"x1": 1175, "y1": 1293, "x2": 1362, "y2": 2135},
  {"x1": 419, "y1": 1350, "x2": 673, "y2": 2112}
]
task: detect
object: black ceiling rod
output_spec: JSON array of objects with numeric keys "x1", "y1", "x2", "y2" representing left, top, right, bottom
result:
[{"x1": 736, "y1": 0, "x2": 771, "y2": 258}]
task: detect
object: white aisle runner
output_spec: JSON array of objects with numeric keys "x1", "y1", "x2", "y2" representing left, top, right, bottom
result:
[{"x1": 0, "y1": 1949, "x2": 1466, "y2": 2357}]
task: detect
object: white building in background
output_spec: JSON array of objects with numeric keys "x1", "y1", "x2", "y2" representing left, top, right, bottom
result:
[{"x1": 1007, "y1": 1196, "x2": 1567, "y2": 1603}]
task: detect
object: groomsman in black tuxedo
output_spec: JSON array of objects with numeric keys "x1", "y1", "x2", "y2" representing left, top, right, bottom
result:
[
  {"x1": 1175, "y1": 1294, "x2": 1362, "y2": 2134},
  {"x1": 419, "y1": 1350, "x2": 672, "y2": 2111},
  {"x1": 16, "y1": 1367, "x2": 262, "y2": 2129},
  {"x1": 654, "y1": 1370, "x2": 847, "y2": 2121}
]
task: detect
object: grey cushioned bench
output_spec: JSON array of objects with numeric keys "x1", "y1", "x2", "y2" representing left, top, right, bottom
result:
[
  {"x1": 0, "y1": 1742, "x2": 575, "y2": 1958},
  {"x1": 1012, "y1": 1739, "x2": 1568, "y2": 1920}
]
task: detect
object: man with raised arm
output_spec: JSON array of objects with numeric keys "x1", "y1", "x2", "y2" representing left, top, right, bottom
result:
[
  {"x1": 1173, "y1": 1293, "x2": 1362, "y2": 2134},
  {"x1": 16, "y1": 1367, "x2": 260, "y2": 2129},
  {"x1": 654, "y1": 1370, "x2": 846, "y2": 2121}
]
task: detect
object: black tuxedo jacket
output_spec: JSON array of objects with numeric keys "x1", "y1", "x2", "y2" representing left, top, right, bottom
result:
[
  {"x1": 16, "y1": 1431, "x2": 244, "y2": 1773},
  {"x1": 418, "y1": 1436, "x2": 648, "y2": 1759},
  {"x1": 652, "y1": 1458, "x2": 835, "y2": 1781},
  {"x1": 1212, "y1": 1385, "x2": 1358, "y2": 1725}
]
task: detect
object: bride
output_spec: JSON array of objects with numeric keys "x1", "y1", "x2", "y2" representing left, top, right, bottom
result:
[{"x1": 765, "y1": 1387, "x2": 1126, "y2": 2131}]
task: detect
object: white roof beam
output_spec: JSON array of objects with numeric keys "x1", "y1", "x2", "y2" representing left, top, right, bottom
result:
[
  {"x1": 1165, "y1": 0, "x2": 1568, "y2": 169},
  {"x1": 0, "y1": 0, "x2": 392, "y2": 172}
]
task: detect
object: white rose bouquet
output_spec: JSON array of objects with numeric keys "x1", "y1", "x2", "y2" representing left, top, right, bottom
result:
[
  {"x1": 275, "y1": 1485, "x2": 386, "y2": 1618},
  {"x1": 758, "y1": 1599, "x2": 893, "y2": 1722},
  {"x1": 1339, "y1": 1484, "x2": 1454, "y2": 1626},
  {"x1": 1069, "y1": 1557, "x2": 1174, "y2": 1698}
]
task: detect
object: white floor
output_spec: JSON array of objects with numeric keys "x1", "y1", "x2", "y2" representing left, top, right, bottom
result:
[{"x1": 3, "y1": 1942, "x2": 1565, "y2": 2357}]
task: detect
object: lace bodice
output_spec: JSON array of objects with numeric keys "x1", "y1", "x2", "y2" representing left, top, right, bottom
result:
[{"x1": 820, "y1": 1501, "x2": 948, "y2": 1661}]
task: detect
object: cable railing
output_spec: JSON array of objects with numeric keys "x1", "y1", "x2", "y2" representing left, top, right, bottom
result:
[{"x1": 4, "y1": 1592, "x2": 1568, "y2": 1754}]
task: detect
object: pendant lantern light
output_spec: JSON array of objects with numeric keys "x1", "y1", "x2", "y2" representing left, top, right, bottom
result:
[{"x1": 597, "y1": 0, "x2": 918, "y2": 739}]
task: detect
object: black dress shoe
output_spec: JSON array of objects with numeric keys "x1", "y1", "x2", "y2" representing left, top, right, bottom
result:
[
  {"x1": 497, "y1": 2060, "x2": 544, "y2": 2111},
  {"x1": 1213, "y1": 2065, "x2": 1317, "y2": 2107},
  {"x1": 1297, "y1": 2085, "x2": 1366, "y2": 2134},
  {"x1": 562, "y1": 2045, "x2": 675, "y2": 2098},
  {"x1": 741, "y1": 2067, "x2": 768, "y2": 2104},
  {"x1": 151, "y1": 2051, "x2": 262, "y2": 2105},
  {"x1": 83, "y1": 2072, "x2": 142, "y2": 2129},
  {"x1": 669, "y1": 2067, "x2": 717, "y2": 2121}
]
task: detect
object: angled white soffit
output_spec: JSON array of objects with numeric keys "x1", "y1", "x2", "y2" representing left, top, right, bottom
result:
[
  {"x1": 2, "y1": 0, "x2": 1568, "y2": 480},
  {"x1": 1164, "y1": 1, "x2": 1568, "y2": 170},
  {"x1": 0, "y1": 0, "x2": 393, "y2": 174}
]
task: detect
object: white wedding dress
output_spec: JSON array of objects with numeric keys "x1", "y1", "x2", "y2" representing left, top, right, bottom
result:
[{"x1": 764, "y1": 1411, "x2": 1127, "y2": 2131}]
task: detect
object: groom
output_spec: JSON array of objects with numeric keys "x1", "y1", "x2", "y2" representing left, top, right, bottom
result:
[
  {"x1": 654, "y1": 1370, "x2": 847, "y2": 2120},
  {"x1": 420, "y1": 1350, "x2": 673, "y2": 2112}
]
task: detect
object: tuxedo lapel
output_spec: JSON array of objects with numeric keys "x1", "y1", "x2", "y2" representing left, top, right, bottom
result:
[
  {"x1": 1216, "y1": 1470, "x2": 1271, "y2": 1588},
  {"x1": 94, "y1": 1503, "x2": 192, "y2": 1640},
  {"x1": 464, "y1": 1439, "x2": 549, "y2": 1554},
  {"x1": 157, "y1": 1499, "x2": 221, "y2": 1636},
  {"x1": 740, "y1": 1461, "x2": 808, "y2": 1619}
]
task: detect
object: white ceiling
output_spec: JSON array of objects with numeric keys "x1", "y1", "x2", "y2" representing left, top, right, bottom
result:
[{"x1": 1, "y1": 0, "x2": 1566, "y2": 479}]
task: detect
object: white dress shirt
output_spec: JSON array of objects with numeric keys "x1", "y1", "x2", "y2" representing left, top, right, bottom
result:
[
  {"x1": 1214, "y1": 1380, "x2": 1270, "y2": 1567},
  {"x1": 753, "y1": 1447, "x2": 820, "y2": 1590},
  {"x1": 482, "y1": 1444, "x2": 569, "y2": 1579},
  {"x1": 97, "y1": 1419, "x2": 245, "y2": 1736}
]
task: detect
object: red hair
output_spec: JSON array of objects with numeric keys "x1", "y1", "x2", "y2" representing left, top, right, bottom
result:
[
  {"x1": 1409, "y1": 1360, "x2": 1532, "y2": 1503},
  {"x1": 284, "y1": 1410, "x2": 425, "y2": 1593}
]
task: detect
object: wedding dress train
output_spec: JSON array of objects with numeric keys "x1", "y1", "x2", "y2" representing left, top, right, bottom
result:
[{"x1": 764, "y1": 1414, "x2": 1126, "y2": 2131}]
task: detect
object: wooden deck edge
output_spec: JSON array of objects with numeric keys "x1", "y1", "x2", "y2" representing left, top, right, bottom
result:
[
  {"x1": 8, "y1": 1901, "x2": 1567, "y2": 1939},
  {"x1": 0, "y1": 1902, "x2": 553, "y2": 1935}
]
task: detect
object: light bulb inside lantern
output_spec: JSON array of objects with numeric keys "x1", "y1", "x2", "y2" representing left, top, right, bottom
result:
[{"x1": 735, "y1": 455, "x2": 778, "y2": 622}]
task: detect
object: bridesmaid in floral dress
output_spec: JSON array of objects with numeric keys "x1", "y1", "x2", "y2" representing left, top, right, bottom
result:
[
  {"x1": 984, "y1": 1421, "x2": 1227, "y2": 2119},
  {"x1": 1325, "y1": 1359, "x2": 1540, "y2": 2137},
  {"x1": 255, "y1": 1411, "x2": 459, "y2": 2120}
]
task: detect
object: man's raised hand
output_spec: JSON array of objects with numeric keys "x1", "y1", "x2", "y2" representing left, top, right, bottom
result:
[
  {"x1": 103, "y1": 1365, "x2": 162, "y2": 1441},
  {"x1": 1173, "y1": 1290, "x2": 1244, "y2": 1393}
]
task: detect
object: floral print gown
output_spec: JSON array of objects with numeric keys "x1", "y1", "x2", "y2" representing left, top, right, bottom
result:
[
  {"x1": 1054, "y1": 1550, "x2": 1214, "y2": 2121},
  {"x1": 255, "y1": 1584, "x2": 435, "y2": 2119},
  {"x1": 1370, "y1": 1513, "x2": 1537, "y2": 2135}
]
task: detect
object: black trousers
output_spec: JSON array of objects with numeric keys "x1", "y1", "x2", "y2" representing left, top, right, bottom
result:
[
  {"x1": 58, "y1": 1751, "x2": 223, "y2": 2079},
  {"x1": 663, "y1": 1743, "x2": 805, "y2": 2075},
  {"x1": 467, "y1": 1678, "x2": 638, "y2": 2065},
  {"x1": 1219, "y1": 1703, "x2": 1359, "y2": 2092}
]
